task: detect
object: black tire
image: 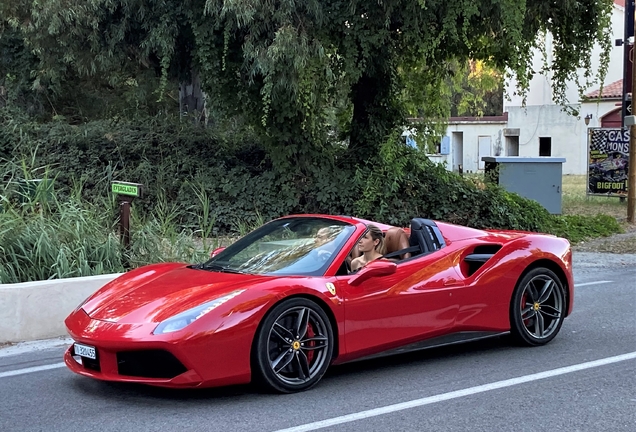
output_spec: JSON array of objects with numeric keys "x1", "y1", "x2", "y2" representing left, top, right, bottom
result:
[
  {"x1": 510, "y1": 267, "x2": 566, "y2": 346},
  {"x1": 252, "y1": 297, "x2": 334, "y2": 393}
]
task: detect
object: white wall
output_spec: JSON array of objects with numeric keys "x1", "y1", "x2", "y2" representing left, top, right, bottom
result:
[
  {"x1": 505, "y1": 4, "x2": 625, "y2": 108},
  {"x1": 499, "y1": 3, "x2": 626, "y2": 175},
  {"x1": 443, "y1": 121, "x2": 508, "y2": 172},
  {"x1": 506, "y1": 105, "x2": 583, "y2": 174},
  {"x1": 506, "y1": 102, "x2": 621, "y2": 175},
  {"x1": 439, "y1": 96, "x2": 621, "y2": 175},
  {"x1": 0, "y1": 274, "x2": 120, "y2": 343}
]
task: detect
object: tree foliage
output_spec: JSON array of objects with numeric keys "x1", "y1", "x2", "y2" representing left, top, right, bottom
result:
[{"x1": 1, "y1": 0, "x2": 615, "y2": 164}]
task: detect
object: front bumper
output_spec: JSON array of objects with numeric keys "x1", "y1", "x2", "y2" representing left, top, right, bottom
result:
[
  {"x1": 64, "y1": 345, "x2": 204, "y2": 388},
  {"x1": 64, "y1": 308, "x2": 253, "y2": 388}
]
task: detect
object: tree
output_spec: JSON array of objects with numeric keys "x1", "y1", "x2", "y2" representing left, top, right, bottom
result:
[
  {"x1": 1, "y1": 0, "x2": 615, "y2": 165},
  {"x1": 450, "y1": 60, "x2": 504, "y2": 118}
]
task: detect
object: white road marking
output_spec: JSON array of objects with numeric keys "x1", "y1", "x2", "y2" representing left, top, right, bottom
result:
[
  {"x1": 0, "y1": 362, "x2": 66, "y2": 379},
  {"x1": 575, "y1": 281, "x2": 613, "y2": 287},
  {"x1": 272, "y1": 351, "x2": 636, "y2": 432}
]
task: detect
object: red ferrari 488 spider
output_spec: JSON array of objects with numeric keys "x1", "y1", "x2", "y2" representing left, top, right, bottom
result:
[{"x1": 65, "y1": 214, "x2": 573, "y2": 393}]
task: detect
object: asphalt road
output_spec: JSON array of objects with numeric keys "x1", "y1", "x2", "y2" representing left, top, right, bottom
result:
[{"x1": 1, "y1": 252, "x2": 635, "y2": 432}]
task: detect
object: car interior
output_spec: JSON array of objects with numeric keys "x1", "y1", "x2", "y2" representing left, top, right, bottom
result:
[{"x1": 339, "y1": 218, "x2": 446, "y2": 275}]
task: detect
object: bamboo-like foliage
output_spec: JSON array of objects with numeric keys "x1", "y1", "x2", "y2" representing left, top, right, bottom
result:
[{"x1": 0, "y1": 157, "x2": 214, "y2": 283}]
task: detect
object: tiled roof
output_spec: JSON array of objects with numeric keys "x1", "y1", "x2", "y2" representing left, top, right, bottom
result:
[
  {"x1": 585, "y1": 79, "x2": 623, "y2": 99},
  {"x1": 615, "y1": 0, "x2": 625, "y2": 7}
]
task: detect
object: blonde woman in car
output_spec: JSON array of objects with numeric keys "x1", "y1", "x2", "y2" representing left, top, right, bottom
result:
[{"x1": 350, "y1": 224, "x2": 386, "y2": 272}]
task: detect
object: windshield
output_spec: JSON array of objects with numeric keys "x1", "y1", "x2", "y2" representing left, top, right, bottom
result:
[{"x1": 203, "y1": 217, "x2": 356, "y2": 276}]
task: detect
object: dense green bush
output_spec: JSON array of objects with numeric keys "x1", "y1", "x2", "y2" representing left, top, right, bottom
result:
[
  {"x1": 1, "y1": 109, "x2": 621, "y2": 237},
  {"x1": 0, "y1": 110, "x2": 623, "y2": 282},
  {"x1": 1, "y1": 109, "x2": 360, "y2": 232}
]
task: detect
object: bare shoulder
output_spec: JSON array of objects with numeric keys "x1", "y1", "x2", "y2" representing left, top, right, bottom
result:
[{"x1": 350, "y1": 256, "x2": 363, "y2": 271}]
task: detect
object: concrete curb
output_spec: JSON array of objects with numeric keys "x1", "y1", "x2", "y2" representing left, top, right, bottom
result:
[{"x1": 0, "y1": 274, "x2": 121, "y2": 343}]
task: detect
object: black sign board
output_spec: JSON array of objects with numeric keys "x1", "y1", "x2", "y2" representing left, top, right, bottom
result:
[{"x1": 587, "y1": 128, "x2": 630, "y2": 196}]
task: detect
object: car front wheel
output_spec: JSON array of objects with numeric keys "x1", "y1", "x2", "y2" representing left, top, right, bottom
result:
[
  {"x1": 510, "y1": 267, "x2": 566, "y2": 346},
  {"x1": 252, "y1": 298, "x2": 334, "y2": 393}
]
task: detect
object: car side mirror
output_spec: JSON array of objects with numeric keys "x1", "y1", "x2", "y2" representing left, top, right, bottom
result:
[
  {"x1": 348, "y1": 260, "x2": 397, "y2": 286},
  {"x1": 210, "y1": 247, "x2": 226, "y2": 258}
]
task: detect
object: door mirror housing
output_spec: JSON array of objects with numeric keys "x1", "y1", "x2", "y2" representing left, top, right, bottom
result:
[{"x1": 348, "y1": 259, "x2": 397, "y2": 286}]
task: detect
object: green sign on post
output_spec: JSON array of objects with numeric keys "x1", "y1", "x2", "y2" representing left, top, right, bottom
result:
[
  {"x1": 112, "y1": 182, "x2": 141, "y2": 197},
  {"x1": 111, "y1": 181, "x2": 143, "y2": 249}
]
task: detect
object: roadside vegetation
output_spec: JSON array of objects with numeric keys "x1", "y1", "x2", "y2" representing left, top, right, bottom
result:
[
  {"x1": 0, "y1": 119, "x2": 623, "y2": 284},
  {"x1": 562, "y1": 175, "x2": 636, "y2": 253},
  {"x1": 0, "y1": 158, "x2": 214, "y2": 283},
  {"x1": 0, "y1": 1, "x2": 620, "y2": 283}
]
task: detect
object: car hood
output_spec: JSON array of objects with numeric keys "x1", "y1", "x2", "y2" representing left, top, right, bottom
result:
[{"x1": 82, "y1": 263, "x2": 270, "y2": 324}]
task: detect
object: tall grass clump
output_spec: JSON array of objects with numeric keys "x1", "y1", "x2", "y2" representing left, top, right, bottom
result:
[
  {"x1": 0, "y1": 179, "x2": 125, "y2": 283},
  {"x1": 0, "y1": 158, "x2": 214, "y2": 283}
]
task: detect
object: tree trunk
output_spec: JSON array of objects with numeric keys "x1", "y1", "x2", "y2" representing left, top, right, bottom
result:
[
  {"x1": 179, "y1": 70, "x2": 207, "y2": 125},
  {"x1": 348, "y1": 65, "x2": 401, "y2": 165}
]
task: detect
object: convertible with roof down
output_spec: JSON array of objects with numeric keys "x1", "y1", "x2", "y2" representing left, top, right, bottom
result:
[{"x1": 64, "y1": 214, "x2": 573, "y2": 393}]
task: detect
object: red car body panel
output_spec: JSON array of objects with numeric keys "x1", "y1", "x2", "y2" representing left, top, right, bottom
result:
[{"x1": 64, "y1": 214, "x2": 573, "y2": 388}]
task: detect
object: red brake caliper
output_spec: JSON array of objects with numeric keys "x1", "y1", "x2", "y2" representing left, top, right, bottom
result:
[{"x1": 306, "y1": 324, "x2": 315, "y2": 365}]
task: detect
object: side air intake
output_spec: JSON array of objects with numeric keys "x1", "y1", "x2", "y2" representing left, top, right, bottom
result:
[{"x1": 464, "y1": 244, "x2": 502, "y2": 276}]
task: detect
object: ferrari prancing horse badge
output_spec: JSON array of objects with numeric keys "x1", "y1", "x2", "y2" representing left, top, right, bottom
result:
[{"x1": 326, "y1": 282, "x2": 336, "y2": 295}]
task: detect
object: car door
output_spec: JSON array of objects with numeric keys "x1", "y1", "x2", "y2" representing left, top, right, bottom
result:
[{"x1": 334, "y1": 250, "x2": 464, "y2": 359}]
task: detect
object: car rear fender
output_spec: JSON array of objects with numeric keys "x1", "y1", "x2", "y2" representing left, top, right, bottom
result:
[{"x1": 513, "y1": 257, "x2": 573, "y2": 317}]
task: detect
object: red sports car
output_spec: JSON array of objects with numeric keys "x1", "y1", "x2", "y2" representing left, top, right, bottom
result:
[{"x1": 64, "y1": 214, "x2": 573, "y2": 393}]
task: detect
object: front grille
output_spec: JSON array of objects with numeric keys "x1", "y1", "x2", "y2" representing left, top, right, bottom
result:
[{"x1": 117, "y1": 350, "x2": 187, "y2": 379}]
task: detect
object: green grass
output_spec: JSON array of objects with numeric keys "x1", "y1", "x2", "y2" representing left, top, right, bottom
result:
[{"x1": 562, "y1": 175, "x2": 628, "y2": 221}]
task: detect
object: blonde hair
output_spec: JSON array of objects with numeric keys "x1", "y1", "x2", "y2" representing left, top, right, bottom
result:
[{"x1": 366, "y1": 224, "x2": 386, "y2": 255}]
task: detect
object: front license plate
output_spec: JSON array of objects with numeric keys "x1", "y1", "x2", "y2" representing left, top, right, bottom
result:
[{"x1": 74, "y1": 343, "x2": 96, "y2": 360}]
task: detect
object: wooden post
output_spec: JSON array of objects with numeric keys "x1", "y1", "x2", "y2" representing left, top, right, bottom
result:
[{"x1": 120, "y1": 197, "x2": 133, "y2": 248}]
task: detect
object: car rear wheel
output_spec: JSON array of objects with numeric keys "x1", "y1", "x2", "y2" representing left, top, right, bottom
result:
[
  {"x1": 510, "y1": 267, "x2": 566, "y2": 346},
  {"x1": 252, "y1": 298, "x2": 334, "y2": 393}
]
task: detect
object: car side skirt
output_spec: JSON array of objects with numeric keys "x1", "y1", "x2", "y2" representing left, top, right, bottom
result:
[{"x1": 345, "y1": 331, "x2": 509, "y2": 363}]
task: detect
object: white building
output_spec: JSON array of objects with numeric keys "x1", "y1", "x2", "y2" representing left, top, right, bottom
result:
[{"x1": 436, "y1": 0, "x2": 626, "y2": 175}]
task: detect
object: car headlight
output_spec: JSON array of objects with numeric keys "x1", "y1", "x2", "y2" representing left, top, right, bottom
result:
[{"x1": 153, "y1": 290, "x2": 245, "y2": 335}]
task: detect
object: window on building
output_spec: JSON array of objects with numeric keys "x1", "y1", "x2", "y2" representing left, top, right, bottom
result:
[
  {"x1": 539, "y1": 137, "x2": 551, "y2": 156},
  {"x1": 506, "y1": 136, "x2": 519, "y2": 156}
]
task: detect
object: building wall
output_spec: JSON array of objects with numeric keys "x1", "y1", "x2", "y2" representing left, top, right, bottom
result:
[
  {"x1": 436, "y1": 2, "x2": 625, "y2": 175},
  {"x1": 506, "y1": 105, "x2": 583, "y2": 174},
  {"x1": 439, "y1": 101, "x2": 619, "y2": 175},
  {"x1": 442, "y1": 122, "x2": 508, "y2": 173},
  {"x1": 505, "y1": 4, "x2": 625, "y2": 108}
]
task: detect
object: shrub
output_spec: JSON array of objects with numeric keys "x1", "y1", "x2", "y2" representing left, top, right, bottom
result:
[
  {"x1": 352, "y1": 137, "x2": 553, "y2": 231},
  {"x1": 0, "y1": 110, "x2": 623, "y2": 283},
  {"x1": 543, "y1": 214, "x2": 623, "y2": 243}
]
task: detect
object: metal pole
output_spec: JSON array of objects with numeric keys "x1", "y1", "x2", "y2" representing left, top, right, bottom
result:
[
  {"x1": 623, "y1": 2, "x2": 635, "y2": 127},
  {"x1": 630, "y1": 6, "x2": 636, "y2": 223}
]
